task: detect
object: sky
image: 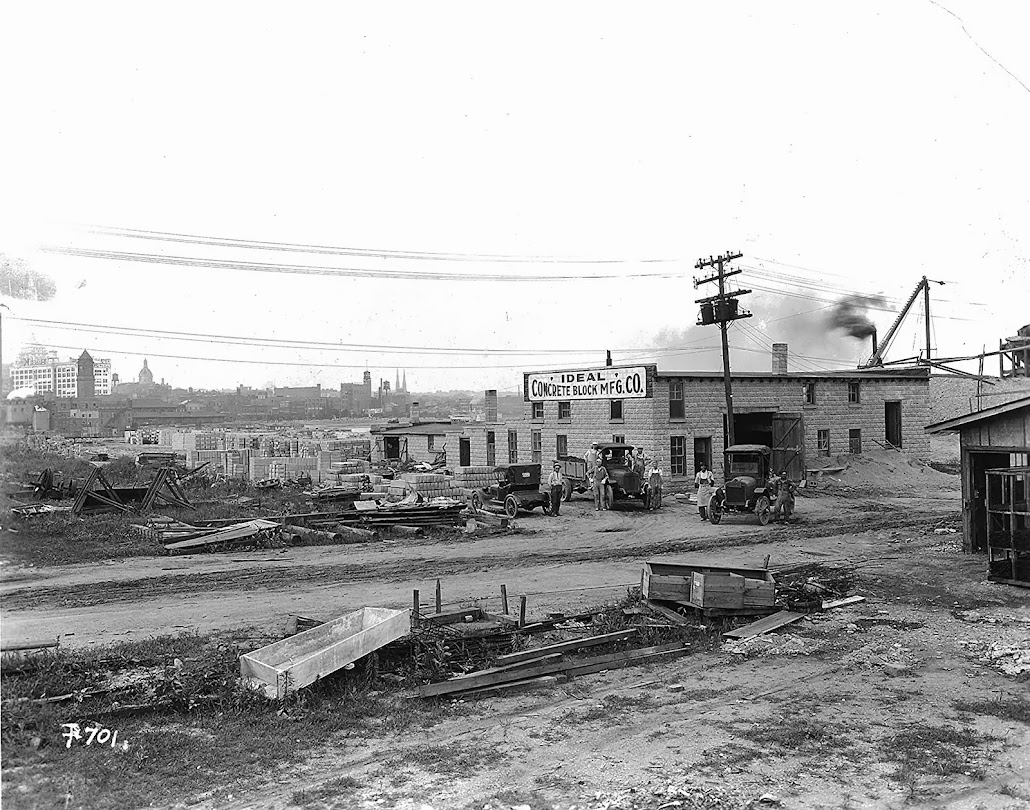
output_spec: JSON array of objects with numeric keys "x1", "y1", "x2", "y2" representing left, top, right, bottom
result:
[{"x1": 1, "y1": 1, "x2": 1027, "y2": 393}]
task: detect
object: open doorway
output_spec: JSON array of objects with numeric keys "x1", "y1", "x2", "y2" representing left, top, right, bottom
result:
[
  {"x1": 968, "y1": 451, "x2": 1011, "y2": 552},
  {"x1": 885, "y1": 401, "x2": 903, "y2": 448},
  {"x1": 383, "y1": 436, "x2": 401, "y2": 461},
  {"x1": 459, "y1": 437, "x2": 471, "y2": 467},
  {"x1": 723, "y1": 411, "x2": 805, "y2": 480}
]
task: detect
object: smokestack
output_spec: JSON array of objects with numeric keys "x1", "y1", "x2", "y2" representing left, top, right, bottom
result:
[
  {"x1": 871, "y1": 328, "x2": 878, "y2": 357},
  {"x1": 410, "y1": 401, "x2": 420, "y2": 423},
  {"x1": 606, "y1": 350, "x2": 612, "y2": 367},
  {"x1": 485, "y1": 390, "x2": 498, "y2": 423},
  {"x1": 772, "y1": 343, "x2": 788, "y2": 375}
]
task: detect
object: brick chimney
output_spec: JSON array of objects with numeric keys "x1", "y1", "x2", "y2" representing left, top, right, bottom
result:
[
  {"x1": 485, "y1": 390, "x2": 498, "y2": 423},
  {"x1": 772, "y1": 343, "x2": 788, "y2": 375}
]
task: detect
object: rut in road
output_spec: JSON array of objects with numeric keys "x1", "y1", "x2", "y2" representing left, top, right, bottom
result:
[{"x1": 3, "y1": 507, "x2": 946, "y2": 611}]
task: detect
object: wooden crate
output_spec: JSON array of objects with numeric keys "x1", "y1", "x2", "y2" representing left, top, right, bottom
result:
[
  {"x1": 742, "y1": 577, "x2": 776, "y2": 608},
  {"x1": 689, "y1": 572, "x2": 745, "y2": 609},
  {"x1": 642, "y1": 560, "x2": 773, "y2": 603},
  {"x1": 240, "y1": 607, "x2": 408, "y2": 699}
]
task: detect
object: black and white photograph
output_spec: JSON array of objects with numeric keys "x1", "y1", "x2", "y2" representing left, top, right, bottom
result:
[{"x1": 1, "y1": 2, "x2": 1028, "y2": 808}]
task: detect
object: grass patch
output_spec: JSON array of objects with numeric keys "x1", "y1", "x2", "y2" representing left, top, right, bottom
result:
[
  {"x1": 881, "y1": 725, "x2": 992, "y2": 786},
  {"x1": 953, "y1": 696, "x2": 1030, "y2": 724},
  {"x1": 558, "y1": 693, "x2": 655, "y2": 725},
  {"x1": 0, "y1": 632, "x2": 473, "y2": 810},
  {"x1": 384, "y1": 742, "x2": 507, "y2": 778},
  {"x1": 697, "y1": 743, "x2": 767, "y2": 769},
  {"x1": 290, "y1": 775, "x2": 362, "y2": 806},
  {"x1": 735, "y1": 710, "x2": 853, "y2": 755}
]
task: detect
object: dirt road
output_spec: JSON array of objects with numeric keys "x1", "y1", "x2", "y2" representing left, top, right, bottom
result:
[{"x1": 2, "y1": 490, "x2": 960, "y2": 648}]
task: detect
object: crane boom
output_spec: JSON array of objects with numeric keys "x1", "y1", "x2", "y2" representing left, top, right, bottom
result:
[{"x1": 863, "y1": 277, "x2": 927, "y2": 368}]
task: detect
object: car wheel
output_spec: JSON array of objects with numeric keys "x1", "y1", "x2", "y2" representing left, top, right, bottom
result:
[
  {"x1": 709, "y1": 499, "x2": 723, "y2": 524},
  {"x1": 504, "y1": 495, "x2": 519, "y2": 519},
  {"x1": 470, "y1": 492, "x2": 482, "y2": 513},
  {"x1": 563, "y1": 479, "x2": 574, "y2": 502},
  {"x1": 755, "y1": 496, "x2": 771, "y2": 526}
]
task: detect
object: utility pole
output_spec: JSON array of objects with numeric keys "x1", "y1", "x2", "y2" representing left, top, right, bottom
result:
[
  {"x1": 923, "y1": 275, "x2": 931, "y2": 362},
  {"x1": 694, "y1": 252, "x2": 751, "y2": 452}
]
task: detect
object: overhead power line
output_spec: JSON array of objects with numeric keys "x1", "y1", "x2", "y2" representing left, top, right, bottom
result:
[
  {"x1": 90, "y1": 225, "x2": 682, "y2": 265},
  {"x1": 43, "y1": 246, "x2": 687, "y2": 282}
]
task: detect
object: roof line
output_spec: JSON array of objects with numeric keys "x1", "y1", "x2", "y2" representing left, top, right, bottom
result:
[{"x1": 924, "y1": 394, "x2": 1030, "y2": 433}]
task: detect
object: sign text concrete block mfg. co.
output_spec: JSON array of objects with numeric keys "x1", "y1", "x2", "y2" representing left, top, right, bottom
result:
[{"x1": 526, "y1": 366, "x2": 651, "y2": 401}]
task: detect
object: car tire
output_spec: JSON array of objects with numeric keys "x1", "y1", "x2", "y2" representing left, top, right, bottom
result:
[
  {"x1": 563, "y1": 479, "x2": 574, "y2": 502},
  {"x1": 504, "y1": 495, "x2": 519, "y2": 519},
  {"x1": 470, "y1": 492, "x2": 482, "y2": 513},
  {"x1": 755, "y1": 496, "x2": 771, "y2": 526},
  {"x1": 709, "y1": 500, "x2": 723, "y2": 524}
]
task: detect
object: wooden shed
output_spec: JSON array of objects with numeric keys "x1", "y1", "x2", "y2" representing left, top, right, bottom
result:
[{"x1": 925, "y1": 396, "x2": 1030, "y2": 585}]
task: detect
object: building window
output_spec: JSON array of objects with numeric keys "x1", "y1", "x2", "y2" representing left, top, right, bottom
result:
[
  {"x1": 848, "y1": 429, "x2": 862, "y2": 454},
  {"x1": 669, "y1": 381, "x2": 685, "y2": 419},
  {"x1": 558, "y1": 401, "x2": 571, "y2": 421},
  {"x1": 531, "y1": 401, "x2": 544, "y2": 420},
  {"x1": 531, "y1": 430, "x2": 542, "y2": 464},
  {"x1": 427, "y1": 435, "x2": 435, "y2": 451},
  {"x1": 804, "y1": 382, "x2": 817, "y2": 405},
  {"x1": 610, "y1": 399, "x2": 623, "y2": 421},
  {"x1": 556, "y1": 435, "x2": 568, "y2": 458},
  {"x1": 670, "y1": 436, "x2": 687, "y2": 476},
  {"x1": 848, "y1": 381, "x2": 861, "y2": 404},
  {"x1": 508, "y1": 430, "x2": 518, "y2": 463},
  {"x1": 818, "y1": 429, "x2": 830, "y2": 455}
]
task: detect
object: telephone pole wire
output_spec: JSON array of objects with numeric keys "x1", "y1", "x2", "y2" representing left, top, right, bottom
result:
[{"x1": 694, "y1": 251, "x2": 751, "y2": 451}]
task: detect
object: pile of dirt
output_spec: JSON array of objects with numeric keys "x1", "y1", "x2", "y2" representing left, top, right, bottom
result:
[{"x1": 807, "y1": 450, "x2": 960, "y2": 494}]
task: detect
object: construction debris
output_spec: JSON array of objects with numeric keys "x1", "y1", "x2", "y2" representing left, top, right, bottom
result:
[{"x1": 163, "y1": 519, "x2": 281, "y2": 555}]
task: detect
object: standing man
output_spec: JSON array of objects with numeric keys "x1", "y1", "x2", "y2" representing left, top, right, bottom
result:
[
  {"x1": 548, "y1": 462, "x2": 563, "y2": 517},
  {"x1": 593, "y1": 462, "x2": 610, "y2": 511},
  {"x1": 771, "y1": 469, "x2": 797, "y2": 522},
  {"x1": 647, "y1": 458, "x2": 663, "y2": 511},
  {"x1": 585, "y1": 442, "x2": 599, "y2": 488}
]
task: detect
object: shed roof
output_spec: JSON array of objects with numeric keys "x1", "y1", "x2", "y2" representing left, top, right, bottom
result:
[
  {"x1": 924, "y1": 395, "x2": 1030, "y2": 434},
  {"x1": 373, "y1": 421, "x2": 451, "y2": 436}
]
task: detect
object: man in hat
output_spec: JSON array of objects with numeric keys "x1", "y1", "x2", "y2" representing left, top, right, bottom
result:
[
  {"x1": 771, "y1": 469, "x2": 797, "y2": 522},
  {"x1": 547, "y1": 462, "x2": 564, "y2": 517}
]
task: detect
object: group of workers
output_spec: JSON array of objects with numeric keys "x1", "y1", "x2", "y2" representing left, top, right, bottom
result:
[
  {"x1": 693, "y1": 461, "x2": 797, "y2": 522},
  {"x1": 545, "y1": 443, "x2": 664, "y2": 516}
]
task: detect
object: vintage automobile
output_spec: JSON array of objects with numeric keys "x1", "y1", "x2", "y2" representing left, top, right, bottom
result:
[
  {"x1": 470, "y1": 463, "x2": 552, "y2": 518},
  {"x1": 595, "y1": 443, "x2": 647, "y2": 504},
  {"x1": 705, "y1": 444, "x2": 775, "y2": 525}
]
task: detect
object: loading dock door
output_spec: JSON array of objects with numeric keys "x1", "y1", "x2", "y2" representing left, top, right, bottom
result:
[{"x1": 772, "y1": 413, "x2": 805, "y2": 480}]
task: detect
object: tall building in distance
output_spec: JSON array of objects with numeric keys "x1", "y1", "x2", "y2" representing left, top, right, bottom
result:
[
  {"x1": 10, "y1": 350, "x2": 112, "y2": 397},
  {"x1": 139, "y1": 358, "x2": 154, "y2": 385}
]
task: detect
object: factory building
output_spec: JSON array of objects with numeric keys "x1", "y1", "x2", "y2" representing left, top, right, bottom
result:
[{"x1": 513, "y1": 360, "x2": 931, "y2": 481}]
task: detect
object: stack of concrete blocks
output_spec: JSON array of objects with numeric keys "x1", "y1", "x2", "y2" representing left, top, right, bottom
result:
[
  {"x1": 249, "y1": 455, "x2": 318, "y2": 482},
  {"x1": 451, "y1": 466, "x2": 496, "y2": 489},
  {"x1": 398, "y1": 472, "x2": 464, "y2": 500},
  {"x1": 184, "y1": 448, "x2": 252, "y2": 477}
]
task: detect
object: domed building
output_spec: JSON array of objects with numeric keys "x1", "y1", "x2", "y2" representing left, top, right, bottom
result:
[{"x1": 139, "y1": 359, "x2": 154, "y2": 385}]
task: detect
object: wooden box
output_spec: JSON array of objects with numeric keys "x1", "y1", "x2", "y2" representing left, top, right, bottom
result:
[
  {"x1": 642, "y1": 560, "x2": 773, "y2": 603},
  {"x1": 240, "y1": 607, "x2": 409, "y2": 699},
  {"x1": 689, "y1": 572, "x2": 745, "y2": 609},
  {"x1": 742, "y1": 578, "x2": 776, "y2": 608}
]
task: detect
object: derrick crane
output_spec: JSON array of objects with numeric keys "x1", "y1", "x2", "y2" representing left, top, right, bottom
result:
[{"x1": 863, "y1": 276, "x2": 944, "y2": 368}]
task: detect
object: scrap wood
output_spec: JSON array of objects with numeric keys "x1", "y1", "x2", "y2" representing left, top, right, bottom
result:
[
  {"x1": 424, "y1": 607, "x2": 483, "y2": 625},
  {"x1": 163, "y1": 519, "x2": 280, "y2": 554},
  {"x1": 642, "y1": 599, "x2": 692, "y2": 626},
  {"x1": 495, "y1": 629, "x2": 638, "y2": 666},
  {"x1": 822, "y1": 595, "x2": 866, "y2": 610},
  {"x1": 462, "y1": 675, "x2": 563, "y2": 700},
  {"x1": 722, "y1": 610, "x2": 805, "y2": 640},
  {"x1": 418, "y1": 641, "x2": 690, "y2": 698}
]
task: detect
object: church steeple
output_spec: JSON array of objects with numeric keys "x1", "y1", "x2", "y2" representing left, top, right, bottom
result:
[{"x1": 402, "y1": 370, "x2": 407, "y2": 392}]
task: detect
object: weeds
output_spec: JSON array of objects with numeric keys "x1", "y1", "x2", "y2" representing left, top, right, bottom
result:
[
  {"x1": 882, "y1": 725, "x2": 992, "y2": 788},
  {"x1": 953, "y1": 696, "x2": 1030, "y2": 724},
  {"x1": 735, "y1": 710, "x2": 852, "y2": 755},
  {"x1": 290, "y1": 775, "x2": 362, "y2": 806},
  {"x1": 558, "y1": 693, "x2": 655, "y2": 725}
]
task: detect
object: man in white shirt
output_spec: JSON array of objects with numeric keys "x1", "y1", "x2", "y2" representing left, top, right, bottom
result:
[
  {"x1": 547, "y1": 463, "x2": 564, "y2": 517},
  {"x1": 695, "y1": 462, "x2": 716, "y2": 521},
  {"x1": 646, "y1": 459, "x2": 663, "y2": 510},
  {"x1": 694, "y1": 462, "x2": 715, "y2": 490}
]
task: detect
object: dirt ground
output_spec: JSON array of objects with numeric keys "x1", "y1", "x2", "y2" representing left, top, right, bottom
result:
[{"x1": 2, "y1": 451, "x2": 1029, "y2": 809}]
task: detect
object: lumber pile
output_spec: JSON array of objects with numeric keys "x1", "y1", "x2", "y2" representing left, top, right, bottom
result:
[
  {"x1": 163, "y1": 519, "x2": 281, "y2": 555},
  {"x1": 417, "y1": 632, "x2": 691, "y2": 699}
]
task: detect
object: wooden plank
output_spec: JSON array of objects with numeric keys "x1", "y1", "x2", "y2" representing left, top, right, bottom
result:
[
  {"x1": 495, "y1": 629, "x2": 637, "y2": 666},
  {"x1": 438, "y1": 653, "x2": 564, "y2": 683},
  {"x1": 424, "y1": 607, "x2": 483, "y2": 625},
  {"x1": 418, "y1": 641, "x2": 689, "y2": 698},
  {"x1": 0, "y1": 639, "x2": 60, "y2": 652},
  {"x1": 645, "y1": 560, "x2": 773, "y2": 582},
  {"x1": 641, "y1": 599, "x2": 692, "y2": 626},
  {"x1": 480, "y1": 611, "x2": 519, "y2": 626},
  {"x1": 821, "y1": 595, "x2": 866, "y2": 610},
  {"x1": 722, "y1": 610, "x2": 805, "y2": 640},
  {"x1": 463, "y1": 675, "x2": 561, "y2": 700}
]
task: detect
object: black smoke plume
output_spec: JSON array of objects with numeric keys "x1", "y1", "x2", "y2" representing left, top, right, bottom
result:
[{"x1": 826, "y1": 294, "x2": 885, "y2": 340}]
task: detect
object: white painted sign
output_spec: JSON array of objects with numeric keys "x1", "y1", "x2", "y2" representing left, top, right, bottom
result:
[{"x1": 527, "y1": 366, "x2": 649, "y2": 401}]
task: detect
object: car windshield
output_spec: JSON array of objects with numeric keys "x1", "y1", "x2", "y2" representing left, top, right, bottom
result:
[
  {"x1": 603, "y1": 449, "x2": 630, "y2": 466},
  {"x1": 495, "y1": 469, "x2": 509, "y2": 484},
  {"x1": 728, "y1": 456, "x2": 760, "y2": 476}
]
